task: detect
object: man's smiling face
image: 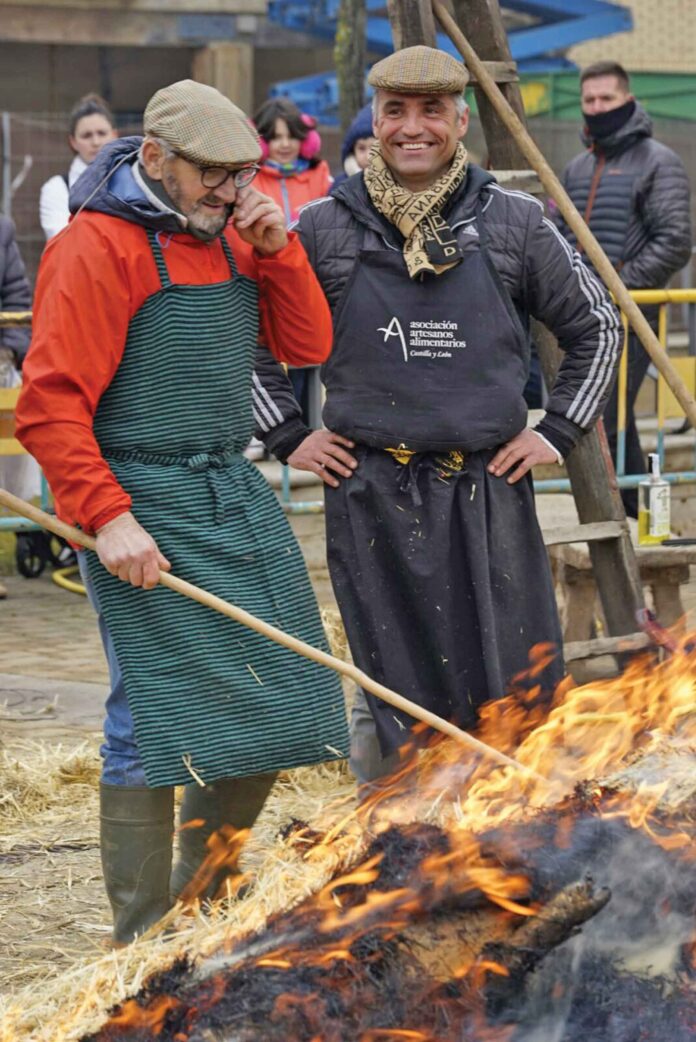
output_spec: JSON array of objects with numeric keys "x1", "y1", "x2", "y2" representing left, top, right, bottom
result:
[{"x1": 372, "y1": 91, "x2": 468, "y2": 192}]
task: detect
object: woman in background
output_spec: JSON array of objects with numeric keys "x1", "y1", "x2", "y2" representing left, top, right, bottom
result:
[{"x1": 39, "y1": 93, "x2": 118, "y2": 240}]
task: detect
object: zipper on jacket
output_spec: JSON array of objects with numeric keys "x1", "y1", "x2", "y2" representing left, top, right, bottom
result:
[{"x1": 280, "y1": 179, "x2": 292, "y2": 225}]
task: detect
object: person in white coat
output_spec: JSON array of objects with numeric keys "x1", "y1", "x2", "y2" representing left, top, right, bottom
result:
[{"x1": 39, "y1": 93, "x2": 118, "y2": 240}]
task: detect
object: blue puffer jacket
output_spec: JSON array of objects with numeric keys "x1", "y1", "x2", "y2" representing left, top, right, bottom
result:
[{"x1": 555, "y1": 104, "x2": 692, "y2": 291}]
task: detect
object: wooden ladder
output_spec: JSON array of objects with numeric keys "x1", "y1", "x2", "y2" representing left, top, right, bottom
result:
[{"x1": 386, "y1": 0, "x2": 648, "y2": 664}]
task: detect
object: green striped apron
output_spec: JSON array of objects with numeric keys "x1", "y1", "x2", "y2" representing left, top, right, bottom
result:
[{"x1": 86, "y1": 230, "x2": 348, "y2": 788}]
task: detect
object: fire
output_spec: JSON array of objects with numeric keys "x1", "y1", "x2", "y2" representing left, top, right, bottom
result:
[
  {"x1": 177, "y1": 825, "x2": 251, "y2": 905},
  {"x1": 399, "y1": 637, "x2": 696, "y2": 845},
  {"x1": 360, "y1": 1031, "x2": 434, "y2": 1040},
  {"x1": 88, "y1": 634, "x2": 696, "y2": 1041},
  {"x1": 107, "y1": 995, "x2": 181, "y2": 1035}
]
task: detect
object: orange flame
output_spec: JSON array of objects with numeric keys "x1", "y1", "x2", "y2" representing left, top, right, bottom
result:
[
  {"x1": 132, "y1": 634, "x2": 694, "y2": 1041},
  {"x1": 178, "y1": 824, "x2": 251, "y2": 905},
  {"x1": 108, "y1": 995, "x2": 181, "y2": 1035}
]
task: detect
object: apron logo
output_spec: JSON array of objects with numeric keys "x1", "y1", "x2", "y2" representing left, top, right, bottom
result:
[{"x1": 377, "y1": 316, "x2": 408, "y2": 362}]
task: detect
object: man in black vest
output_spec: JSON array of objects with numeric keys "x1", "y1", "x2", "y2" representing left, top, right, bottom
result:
[
  {"x1": 257, "y1": 46, "x2": 622, "y2": 786},
  {"x1": 555, "y1": 60, "x2": 692, "y2": 516}
]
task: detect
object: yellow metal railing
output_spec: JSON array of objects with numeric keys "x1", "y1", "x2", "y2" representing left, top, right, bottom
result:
[
  {"x1": 3, "y1": 298, "x2": 696, "y2": 505},
  {"x1": 625, "y1": 290, "x2": 696, "y2": 475},
  {"x1": 600, "y1": 288, "x2": 696, "y2": 493},
  {"x1": 0, "y1": 312, "x2": 51, "y2": 532}
]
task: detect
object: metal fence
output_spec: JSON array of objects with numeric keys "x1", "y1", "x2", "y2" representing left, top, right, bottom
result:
[
  {"x1": 1, "y1": 110, "x2": 142, "y2": 286},
  {"x1": 535, "y1": 288, "x2": 696, "y2": 495},
  {"x1": 3, "y1": 292, "x2": 696, "y2": 527}
]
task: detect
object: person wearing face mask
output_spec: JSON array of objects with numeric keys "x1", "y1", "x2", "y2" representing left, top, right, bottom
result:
[
  {"x1": 16, "y1": 80, "x2": 348, "y2": 945},
  {"x1": 39, "y1": 93, "x2": 119, "y2": 240},
  {"x1": 555, "y1": 61, "x2": 692, "y2": 517}
]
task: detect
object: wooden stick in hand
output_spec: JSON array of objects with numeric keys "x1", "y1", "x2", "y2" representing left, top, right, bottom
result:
[{"x1": 0, "y1": 487, "x2": 546, "y2": 784}]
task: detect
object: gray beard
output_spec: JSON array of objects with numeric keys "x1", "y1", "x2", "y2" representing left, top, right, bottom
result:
[
  {"x1": 158, "y1": 164, "x2": 234, "y2": 241},
  {"x1": 186, "y1": 202, "x2": 234, "y2": 242}
]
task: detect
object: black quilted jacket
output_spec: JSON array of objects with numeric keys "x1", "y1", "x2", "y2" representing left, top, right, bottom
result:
[
  {"x1": 0, "y1": 216, "x2": 31, "y2": 363},
  {"x1": 256, "y1": 164, "x2": 622, "y2": 462},
  {"x1": 555, "y1": 104, "x2": 692, "y2": 291}
]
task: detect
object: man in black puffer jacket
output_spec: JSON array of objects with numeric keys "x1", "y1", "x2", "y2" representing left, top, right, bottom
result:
[
  {"x1": 255, "y1": 46, "x2": 622, "y2": 786},
  {"x1": 556, "y1": 60, "x2": 692, "y2": 516}
]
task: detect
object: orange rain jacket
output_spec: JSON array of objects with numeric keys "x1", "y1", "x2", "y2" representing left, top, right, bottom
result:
[{"x1": 16, "y1": 214, "x2": 332, "y2": 535}]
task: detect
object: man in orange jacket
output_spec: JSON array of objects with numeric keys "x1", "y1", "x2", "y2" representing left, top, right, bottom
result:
[{"x1": 16, "y1": 80, "x2": 348, "y2": 946}]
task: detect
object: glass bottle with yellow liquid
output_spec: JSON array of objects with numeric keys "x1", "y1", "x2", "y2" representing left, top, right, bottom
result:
[{"x1": 638, "y1": 453, "x2": 671, "y2": 545}]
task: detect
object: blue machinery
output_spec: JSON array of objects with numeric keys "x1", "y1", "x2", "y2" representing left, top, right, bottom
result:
[{"x1": 267, "y1": 0, "x2": 633, "y2": 123}]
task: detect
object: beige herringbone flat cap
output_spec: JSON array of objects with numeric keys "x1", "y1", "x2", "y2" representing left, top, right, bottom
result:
[
  {"x1": 368, "y1": 45, "x2": 469, "y2": 94},
  {"x1": 144, "y1": 80, "x2": 261, "y2": 167}
]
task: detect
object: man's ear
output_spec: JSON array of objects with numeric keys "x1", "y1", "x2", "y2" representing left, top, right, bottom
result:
[
  {"x1": 140, "y1": 139, "x2": 167, "y2": 182},
  {"x1": 457, "y1": 104, "x2": 470, "y2": 141}
]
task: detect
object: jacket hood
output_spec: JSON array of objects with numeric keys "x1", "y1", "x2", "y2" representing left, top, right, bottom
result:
[
  {"x1": 68, "y1": 135, "x2": 185, "y2": 235},
  {"x1": 331, "y1": 162, "x2": 496, "y2": 243},
  {"x1": 581, "y1": 101, "x2": 653, "y2": 155},
  {"x1": 341, "y1": 104, "x2": 374, "y2": 163}
]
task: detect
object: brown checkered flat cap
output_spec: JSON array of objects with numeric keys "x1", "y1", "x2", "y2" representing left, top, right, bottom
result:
[
  {"x1": 144, "y1": 79, "x2": 261, "y2": 167},
  {"x1": 368, "y1": 45, "x2": 469, "y2": 94}
]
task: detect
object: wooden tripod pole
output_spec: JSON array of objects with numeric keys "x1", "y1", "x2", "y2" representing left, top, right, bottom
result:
[
  {"x1": 432, "y1": 0, "x2": 696, "y2": 432},
  {"x1": 0, "y1": 488, "x2": 544, "y2": 782}
]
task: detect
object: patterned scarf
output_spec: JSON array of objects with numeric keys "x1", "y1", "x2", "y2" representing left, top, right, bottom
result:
[{"x1": 364, "y1": 141, "x2": 468, "y2": 279}]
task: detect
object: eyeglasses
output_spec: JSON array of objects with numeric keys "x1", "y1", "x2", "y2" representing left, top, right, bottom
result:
[{"x1": 199, "y1": 164, "x2": 259, "y2": 190}]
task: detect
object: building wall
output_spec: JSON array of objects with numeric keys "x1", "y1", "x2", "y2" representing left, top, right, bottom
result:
[
  {"x1": 0, "y1": 39, "x2": 336, "y2": 115},
  {"x1": 568, "y1": 0, "x2": 696, "y2": 74},
  {"x1": 0, "y1": 43, "x2": 195, "y2": 113},
  {"x1": 0, "y1": 38, "x2": 342, "y2": 283}
]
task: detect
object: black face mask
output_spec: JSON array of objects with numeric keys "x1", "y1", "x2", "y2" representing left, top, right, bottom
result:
[{"x1": 584, "y1": 98, "x2": 636, "y2": 142}]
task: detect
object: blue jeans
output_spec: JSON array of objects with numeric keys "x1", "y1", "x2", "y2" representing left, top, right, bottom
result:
[{"x1": 78, "y1": 552, "x2": 147, "y2": 786}]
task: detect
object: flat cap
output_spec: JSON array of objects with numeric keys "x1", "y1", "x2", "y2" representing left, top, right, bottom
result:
[
  {"x1": 368, "y1": 45, "x2": 469, "y2": 95},
  {"x1": 144, "y1": 79, "x2": 261, "y2": 168}
]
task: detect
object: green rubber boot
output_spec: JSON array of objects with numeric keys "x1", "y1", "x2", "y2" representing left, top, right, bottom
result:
[
  {"x1": 170, "y1": 772, "x2": 277, "y2": 905},
  {"x1": 99, "y1": 783, "x2": 175, "y2": 945}
]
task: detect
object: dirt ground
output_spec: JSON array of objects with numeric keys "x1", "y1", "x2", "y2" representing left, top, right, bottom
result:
[
  {"x1": 0, "y1": 498, "x2": 342, "y2": 1012},
  {"x1": 0, "y1": 570, "x2": 116, "y2": 997}
]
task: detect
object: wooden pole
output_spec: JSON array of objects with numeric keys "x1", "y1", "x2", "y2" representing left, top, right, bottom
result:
[
  {"x1": 432, "y1": 0, "x2": 696, "y2": 431},
  {"x1": 0, "y1": 488, "x2": 545, "y2": 782},
  {"x1": 335, "y1": 0, "x2": 367, "y2": 134},
  {"x1": 387, "y1": 0, "x2": 437, "y2": 48}
]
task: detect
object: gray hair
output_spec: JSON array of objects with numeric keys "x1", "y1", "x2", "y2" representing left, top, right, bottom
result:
[
  {"x1": 138, "y1": 135, "x2": 176, "y2": 163},
  {"x1": 371, "y1": 90, "x2": 468, "y2": 120}
]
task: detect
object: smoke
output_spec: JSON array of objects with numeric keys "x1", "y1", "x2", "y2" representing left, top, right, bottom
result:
[{"x1": 504, "y1": 822, "x2": 695, "y2": 1042}]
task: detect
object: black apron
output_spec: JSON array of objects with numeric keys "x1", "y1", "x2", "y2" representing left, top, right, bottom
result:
[{"x1": 323, "y1": 210, "x2": 564, "y2": 757}]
